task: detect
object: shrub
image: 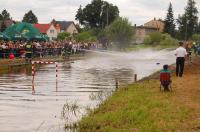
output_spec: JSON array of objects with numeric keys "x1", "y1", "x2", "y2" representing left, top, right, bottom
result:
[
  {"x1": 192, "y1": 34, "x2": 200, "y2": 42},
  {"x1": 144, "y1": 35, "x2": 152, "y2": 44},
  {"x1": 160, "y1": 34, "x2": 178, "y2": 46},
  {"x1": 57, "y1": 32, "x2": 70, "y2": 40},
  {"x1": 149, "y1": 31, "x2": 162, "y2": 44},
  {"x1": 74, "y1": 31, "x2": 97, "y2": 42}
]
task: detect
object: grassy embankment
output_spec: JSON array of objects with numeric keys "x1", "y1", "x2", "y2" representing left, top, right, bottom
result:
[{"x1": 78, "y1": 56, "x2": 200, "y2": 131}]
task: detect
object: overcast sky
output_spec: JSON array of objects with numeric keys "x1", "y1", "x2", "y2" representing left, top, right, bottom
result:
[{"x1": 0, "y1": 0, "x2": 200, "y2": 25}]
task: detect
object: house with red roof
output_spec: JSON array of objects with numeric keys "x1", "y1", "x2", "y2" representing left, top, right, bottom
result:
[{"x1": 33, "y1": 24, "x2": 58, "y2": 40}]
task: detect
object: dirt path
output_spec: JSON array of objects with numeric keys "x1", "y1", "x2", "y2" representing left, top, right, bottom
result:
[{"x1": 171, "y1": 56, "x2": 200, "y2": 131}]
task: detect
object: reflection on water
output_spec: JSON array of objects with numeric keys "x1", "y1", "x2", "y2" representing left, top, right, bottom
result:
[{"x1": 0, "y1": 49, "x2": 176, "y2": 132}]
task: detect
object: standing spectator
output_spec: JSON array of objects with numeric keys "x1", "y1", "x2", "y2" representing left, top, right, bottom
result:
[{"x1": 175, "y1": 42, "x2": 188, "y2": 77}]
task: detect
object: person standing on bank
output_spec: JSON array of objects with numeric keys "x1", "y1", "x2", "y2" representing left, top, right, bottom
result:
[{"x1": 175, "y1": 42, "x2": 188, "y2": 77}]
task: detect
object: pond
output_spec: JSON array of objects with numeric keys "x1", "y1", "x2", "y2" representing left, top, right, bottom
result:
[{"x1": 0, "y1": 49, "x2": 176, "y2": 132}]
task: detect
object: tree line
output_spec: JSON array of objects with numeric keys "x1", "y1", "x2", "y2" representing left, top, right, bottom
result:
[
  {"x1": 0, "y1": 9, "x2": 38, "y2": 31},
  {"x1": 1, "y1": 0, "x2": 200, "y2": 49},
  {"x1": 75, "y1": 0, "x2": 200, "y2": 49},
  {"x1": 164, "y1": 0, "x2": 200, "y2": 41}
]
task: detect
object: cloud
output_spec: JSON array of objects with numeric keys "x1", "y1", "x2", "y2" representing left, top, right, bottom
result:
[{"x1": 0, "y1": 0, "x2": 199, "y2": 25}]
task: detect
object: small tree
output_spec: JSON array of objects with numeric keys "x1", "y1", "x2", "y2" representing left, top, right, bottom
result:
[
  {"x1": 22, "y1": 10, "x2": 38, "y2": 24},
  {"x1": 105, "y1": 17, "x2": 134, "y2": 49},
  {"x1": 57, "y1": 32, "x2": 71, "y2": 40}
]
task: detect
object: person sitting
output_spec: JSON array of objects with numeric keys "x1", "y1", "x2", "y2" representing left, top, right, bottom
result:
[{"x1": 160, "y1": 64, "x2": 172, "y2": 92}]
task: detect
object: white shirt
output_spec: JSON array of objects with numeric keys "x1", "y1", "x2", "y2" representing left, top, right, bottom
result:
[{"x1": 175, "y1": 46, "x2": 187, "y2": 57}]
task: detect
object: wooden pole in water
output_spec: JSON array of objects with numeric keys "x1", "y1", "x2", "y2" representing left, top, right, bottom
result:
[
  {"x1": 115, "y1": 79, "x2": 119, "y2": 89},
  {"x1": 31, "y1": 61, "x2": 35, "y2": 83},
  {"x1": 134, "y1": 74, "x2": 137, "y2": 82}
]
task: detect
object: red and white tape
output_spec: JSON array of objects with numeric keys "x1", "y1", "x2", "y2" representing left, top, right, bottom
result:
[{"x1": 31, "y1": 61, "x2": 58, "y2": 83}]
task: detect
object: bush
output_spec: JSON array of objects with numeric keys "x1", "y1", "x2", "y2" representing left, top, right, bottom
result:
[
  {"x1": 192, "y1": 34, "x2": 200, "y2": 42},
  {"x1": 160, "y1": 34, "x2": 178, "y2": 46},
  {"x1": 57, "y1": 32, "x2": 70, "y2": 40},
  {"x1": 74, "y1": 31, "x2": 97, "y2": 42},
  {"x1": 149, "y1": 31, "x2": 162, "y2": 44},
  {"x1": 144, "y1": 35, "x2": 152, "y2": 44}
]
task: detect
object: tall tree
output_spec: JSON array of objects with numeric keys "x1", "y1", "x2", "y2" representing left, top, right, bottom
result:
[
  {"x1": 75, "y1": 0, "x2": 119, "y2": 28},
  {"x1": 0, "y1": 10, "x2": 11, "y2": 31},
  {"x1": 22, "y1": 10, "x2": 38, "y2": 24},
  {"x1": 1, "y1": 9, "x2": 11, "y2": 20},
  {"x1": 164, "y1": 2, "x2": 175, "y2": 37},
  {"x1": 177, "y1": 0, "x2": 198, "y2": 40}
]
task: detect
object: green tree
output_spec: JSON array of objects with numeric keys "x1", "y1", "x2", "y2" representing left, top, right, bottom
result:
[
  {"x1": 1, "y1": 9, "x2": 11, "y2": 20},
  {"x1": 74, "y1": 31, "x2": 97, "y2": 42},
  {"x1": 75, "y1": 0, "x2": 119, "y2": 28},
  {"x1": 57, "y1": 32, "x2": 70, "y2": 40},
  {"x1": 164, "y1": 2, "x2": 175, "y2": 37},
  {"x1": 177, "y1": 0, "x2": 198, "y2": 40},
  {"x1": 22, "y1": 10, "x2": 38, "y2": 24},
  {"x1": 105, "y1": 17, "x2": 134, "y2": 49},
  {"x1": 0, "y1": 9, "x2": 11, "y2": 31}
]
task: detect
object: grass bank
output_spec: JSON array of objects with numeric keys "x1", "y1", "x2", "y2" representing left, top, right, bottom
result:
[{"x1": 78, "y1": 56, "x2": 200, "y2": 131}]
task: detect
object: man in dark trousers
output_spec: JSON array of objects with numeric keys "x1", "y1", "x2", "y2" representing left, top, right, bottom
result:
[{"x1": 175, "y1": 42, "x2": 187, "y2": 77}]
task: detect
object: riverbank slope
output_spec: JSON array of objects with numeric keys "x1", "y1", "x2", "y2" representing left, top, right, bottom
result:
[{"x1": 79, "y1": 56, "x2": 200, "y2": 131}]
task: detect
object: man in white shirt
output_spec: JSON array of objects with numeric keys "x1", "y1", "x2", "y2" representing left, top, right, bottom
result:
[{"x1": 175, "y1": 42, "x2": 188, "y2": 77}]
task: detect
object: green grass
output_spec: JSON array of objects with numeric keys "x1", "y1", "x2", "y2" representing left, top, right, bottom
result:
[{"x1": 78, "y1": 80, "x2": 189, "y2": 132}]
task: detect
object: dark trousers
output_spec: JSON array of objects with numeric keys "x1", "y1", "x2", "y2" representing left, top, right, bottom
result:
[{"x1": 176, "y1": 57, "x2": 185, "y2": 77}]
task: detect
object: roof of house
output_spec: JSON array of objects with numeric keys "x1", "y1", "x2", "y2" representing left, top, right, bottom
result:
[
  {"x1": 136, "y1": 26, "x2": 158, "y2": 30},
  {"x1": 33, "y1": 24, "x2": 51, "y2": 34},
  {"x1": 54, "y1": 21, "x2": 74, "y2": 31}
]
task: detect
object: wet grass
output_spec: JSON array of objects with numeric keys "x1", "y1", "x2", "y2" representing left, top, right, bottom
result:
[{"x1": 78, "y1": 79, "x2": 189, "y2": 132}]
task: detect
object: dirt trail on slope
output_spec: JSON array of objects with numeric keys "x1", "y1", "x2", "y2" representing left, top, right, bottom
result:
[{"x1": 171, "y1": 56, "x2": 200, "y2": 131}]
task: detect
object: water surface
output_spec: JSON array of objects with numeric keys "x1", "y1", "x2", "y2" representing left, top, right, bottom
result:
[{"x1": 0, "y1": 49, "x2": 176, "y2": 132}]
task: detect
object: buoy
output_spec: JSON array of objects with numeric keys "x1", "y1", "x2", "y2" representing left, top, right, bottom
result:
[{"x1": 9, "y1": 53, "x2": 15, "y2": 59}]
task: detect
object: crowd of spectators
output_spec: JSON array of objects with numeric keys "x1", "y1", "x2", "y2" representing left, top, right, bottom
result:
[{"x1": 0, "y1": 40, "x2": 98, "y2": 59}]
